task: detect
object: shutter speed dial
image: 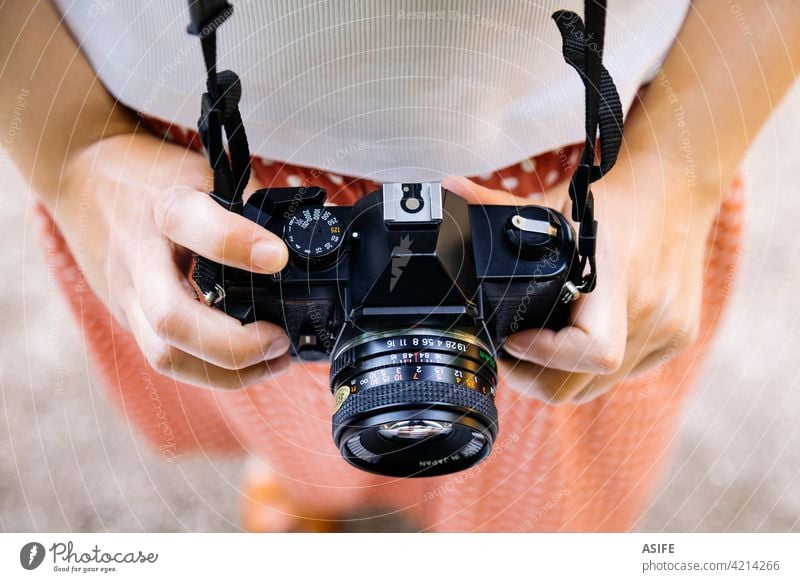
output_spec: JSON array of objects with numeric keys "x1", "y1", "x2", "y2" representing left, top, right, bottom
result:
[{"x1": 284, "y1": 206, "x2": 346, "y2": 268}]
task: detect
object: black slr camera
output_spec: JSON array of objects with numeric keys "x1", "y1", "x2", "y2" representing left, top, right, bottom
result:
[{"x1": 193, "y1": 182, "x2": 581, "y2": 477}]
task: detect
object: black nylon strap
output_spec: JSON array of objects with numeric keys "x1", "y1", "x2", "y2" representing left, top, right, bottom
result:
[
  {"x1": 185, "y1": 1, "x2": 622, "y2": 300},
  {"x1": 187, "y1": 0, "x2": 248, "y2": 305},
  {"x1": 187, "y1": 0, "x2": 249, "y2": 212},
  {"x1": 552, "y1": 1, "x2": 623, "y2": 294}
]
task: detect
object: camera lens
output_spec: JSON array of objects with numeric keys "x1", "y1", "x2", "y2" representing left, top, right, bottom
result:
[{"x1": 330, "y1": 328, "x2": 498, "y2": 477}]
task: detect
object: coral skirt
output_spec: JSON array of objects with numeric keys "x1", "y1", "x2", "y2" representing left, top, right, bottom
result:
[{"x1": 33, "y1": 121, "x2": 744, "y2": 532}]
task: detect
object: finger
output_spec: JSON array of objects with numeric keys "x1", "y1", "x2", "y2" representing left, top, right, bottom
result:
[
  {"x1": 565, "y1": 338, "x2": 675, "y2": 404},
  {"x1": 503, "y1": 274, "x2": 628, "y2": 375},
  {"x1": 502, "y1": 358, "x2": 595, "y2": 405},
  {"x1": 129, "y1": 239, "x2": 290, "y2": 370},
  {"x1": 442, "y1": 175, "x2": 571, "y2": 211},
  {"x1": 442, "y1": 176, "x2": 530, "y2": 206},
  {"x1": 504, "y1": 339, "x2": 653, "y2": 406},
  {"x1": 564, "y1": 290, "x2": 704, "y2": 401},
  {"x1": 153, "y1": 185, "x2": 288, "y2": 274},
  {"x1": 569, "y1": 354, "x2": 656, "y2": 404},
  {"x1": 501, "y1": 322, "x2": 668, "y2": 405},
  {"x1": 121, "y1": 289, "x2": 291, "y2": 389},
  {"x1": 503, "y1": 333, "x2": 658, "y2": 405}
]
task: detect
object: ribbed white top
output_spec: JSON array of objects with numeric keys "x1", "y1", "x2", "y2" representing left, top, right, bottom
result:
[{"x1": 55, "y1": 0, "x2": 690, "y2": 182}]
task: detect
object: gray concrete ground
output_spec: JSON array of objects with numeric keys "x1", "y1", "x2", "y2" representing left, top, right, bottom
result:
[{"x1": 1, "y1": 85, "x2": 798, "y2": 533}]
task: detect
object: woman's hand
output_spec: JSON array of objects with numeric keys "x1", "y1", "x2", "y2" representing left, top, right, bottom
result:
[
  {"x1": 442, "y1": 150, "x2": 722, "y2": 404},
  {"x1": 56, "y1": 131, "x2": 291, "y2": 389}
]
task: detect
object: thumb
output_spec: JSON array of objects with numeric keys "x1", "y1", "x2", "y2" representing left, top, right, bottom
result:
[
  {"x1": 442, "y1": 175, "x2": 570, "y2": 212},
  {"x1": 441, "y1": 176, "x2": 528, "y2": 206}
]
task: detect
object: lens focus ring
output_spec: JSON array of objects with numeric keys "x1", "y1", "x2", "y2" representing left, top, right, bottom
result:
[
  {"x1": 332, "y1": 380, "x2": 498, "y2": 431},
  {"x1": 329, "y1": 345, "x2": 357, "y2": 382}
]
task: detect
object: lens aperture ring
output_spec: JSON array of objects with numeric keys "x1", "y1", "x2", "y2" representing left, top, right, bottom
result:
[
  {"x1": 331, "y1": 350, "x2": 497, "y2": 391},
  {"x1": 338, "y1": 364, "x2": 495, "y2": 402},
  {"x1": 330, "y1": 331, "x2": 497, "y2": 385}
]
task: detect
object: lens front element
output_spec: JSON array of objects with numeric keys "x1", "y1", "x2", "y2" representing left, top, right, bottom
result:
[{"x1": 378, "y1": 420, "x2": 453, "y2": 440}]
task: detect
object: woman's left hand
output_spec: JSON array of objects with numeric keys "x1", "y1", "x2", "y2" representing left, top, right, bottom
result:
[{"x1": 442, "y1": 151, "x2": 723, "y2": 404}]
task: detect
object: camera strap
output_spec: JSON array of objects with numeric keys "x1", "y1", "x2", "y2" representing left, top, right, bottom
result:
[
  {"x1": 187, "y1": 0, "x2": 250, "y2": 214},
  {"x1": 186, "y1": 0, "x2": 252, "y2": 305},
  {"x1": 185, "y1": 0, "x2": 623, "y2": 299},
  {"x1": 553, "y1": 1, "x2": 624, "y2": 294}
]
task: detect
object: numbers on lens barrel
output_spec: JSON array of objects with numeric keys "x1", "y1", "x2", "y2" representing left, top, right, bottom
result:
[
  {"x1": 351, "y1": 365, "x2": 492, "y2": 395},
  {"x1": 284, "y1": 206, "x2": 345, "y2": 265},
  {"x1": 332, "y1": 333, "x2": 498, "y2": 404}
]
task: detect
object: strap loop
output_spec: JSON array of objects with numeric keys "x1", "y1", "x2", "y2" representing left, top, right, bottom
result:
[{"x1": 552, "y1": 1, "x2": 623, "y2": 294}]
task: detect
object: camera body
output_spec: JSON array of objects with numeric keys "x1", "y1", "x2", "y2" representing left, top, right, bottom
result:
[
  {"x1": 192, "y1": 182, "x2": 579, "y2": 476},
  {"x1": 201, "y1": 182, "x2": 577, "y2": 353}
]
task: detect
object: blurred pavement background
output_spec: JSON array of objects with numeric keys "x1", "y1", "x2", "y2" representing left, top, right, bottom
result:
[{"x1": 1, "y1": 84, "x2": 798, "y2": 533}]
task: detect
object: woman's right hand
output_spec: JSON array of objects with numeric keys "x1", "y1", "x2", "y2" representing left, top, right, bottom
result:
[{"x1": 54, "y1": 131, "x2": 292, "y2": 389}]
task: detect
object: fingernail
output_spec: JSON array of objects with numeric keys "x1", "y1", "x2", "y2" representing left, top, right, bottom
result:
[
  {"x1": 265, "y1": 336, "x2": 290, "y2": 359},
  {"x1": 252, "y1": 240, "x2": 287, "y2": 273}
]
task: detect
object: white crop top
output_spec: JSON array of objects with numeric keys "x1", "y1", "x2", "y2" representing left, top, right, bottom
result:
[{"x1": 55, "y1": 0, "x2": 690, "y2": 182}]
